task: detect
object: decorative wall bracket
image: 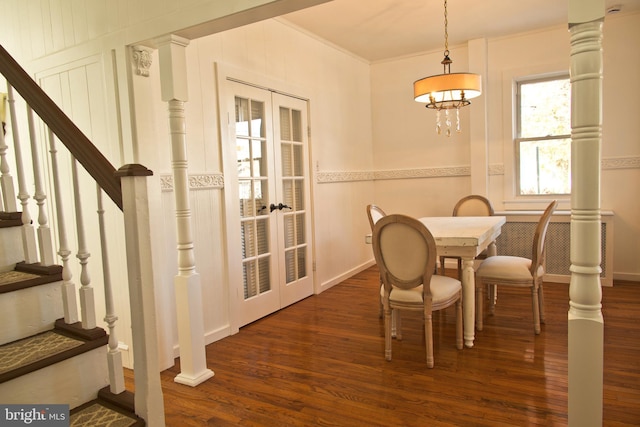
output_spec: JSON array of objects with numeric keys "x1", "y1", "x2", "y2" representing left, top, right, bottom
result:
[{"x1": 132, "y1": 45, "x2": 153, "y2": 77}]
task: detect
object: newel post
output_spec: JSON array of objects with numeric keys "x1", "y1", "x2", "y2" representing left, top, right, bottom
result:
[
  {"x1": 568, "y1": 0, "x2": 605, "y2": 425},
  {"x1": 155, "y1": 34, "x2": 214, "y2": 387},
  {"x1": 115, "y1": 164, "x2": 165, "y2": 427}
]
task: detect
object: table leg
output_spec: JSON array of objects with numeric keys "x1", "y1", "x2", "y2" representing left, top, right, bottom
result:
[{"x1": 461, "y1": 257, "x2": 476, "y2": 348}]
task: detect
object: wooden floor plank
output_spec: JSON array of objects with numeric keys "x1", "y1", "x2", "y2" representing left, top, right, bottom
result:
[{"x1": 126, "y1": 267, "x2": 640, "y2": 426}]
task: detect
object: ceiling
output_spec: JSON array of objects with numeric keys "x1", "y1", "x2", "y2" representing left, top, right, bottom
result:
[{"x1": 279, "y1": 0, "x2": 640, "y2": 62}]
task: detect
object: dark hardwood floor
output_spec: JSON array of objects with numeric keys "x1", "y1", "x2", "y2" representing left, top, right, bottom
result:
[{"x1": 126, "y1": 267, "x2": 640, "y2": 426}]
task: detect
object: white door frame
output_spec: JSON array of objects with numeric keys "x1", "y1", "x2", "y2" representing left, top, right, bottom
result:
[{"x1": 216, "y1": 62, "x2": 316, "y2": 334}]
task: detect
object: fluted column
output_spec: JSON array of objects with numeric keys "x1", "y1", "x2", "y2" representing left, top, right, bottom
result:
[
  {"x1": 568, "y1": 1, "x2": 604, "y2": 426},
  {"x1": 156, "y1": 34, "x2": 214, "y2": 387}
]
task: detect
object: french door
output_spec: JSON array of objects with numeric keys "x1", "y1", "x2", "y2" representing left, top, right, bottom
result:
[{"x1": 228, "y1": 80, "x2": 313, "y2": 327}]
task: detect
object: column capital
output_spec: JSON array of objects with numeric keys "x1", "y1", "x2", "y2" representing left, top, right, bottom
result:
[
  {"x1": 569, "y1": 0, "x2": 604, "y2": 25},
  {"x1": 155, "y1": 34, "x2": 190, "y2": 102}
]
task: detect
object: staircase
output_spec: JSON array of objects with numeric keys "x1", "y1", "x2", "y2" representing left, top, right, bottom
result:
[
  {"x1": 0, "y1": 215, "x2": 143, "y2": 425},
  {"x1": 0, "y1": 44, "x2": 164, "y2": 425}
]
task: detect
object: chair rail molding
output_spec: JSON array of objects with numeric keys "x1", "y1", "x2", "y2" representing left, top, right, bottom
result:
[
  {"x1": 601, "y1": 155, "x2": 640, "y2": 170},
  {"x1": 160, "y1": 173, "x2": 224, "y2": 191},
  {"x1": 316, "y1": 166, "x2": 470, "y2": 183}
]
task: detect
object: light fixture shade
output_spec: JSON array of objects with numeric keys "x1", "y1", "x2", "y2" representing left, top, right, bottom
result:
[{"x1": 414, "y1": 72, "x2": 482, "y2": 104}]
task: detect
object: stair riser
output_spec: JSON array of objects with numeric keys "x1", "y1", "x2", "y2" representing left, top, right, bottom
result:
[
  {"x1": 0, "y1": 346, "x2": 109, "y2": 409},
  {"x1": 0, "y1": 281, "x2": 64, "y2": 345},
  {"x1": 0, "y1": 226, "x2": 23, "y2": 271}
]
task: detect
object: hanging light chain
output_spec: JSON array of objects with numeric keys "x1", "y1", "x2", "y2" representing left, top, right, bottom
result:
[{"x1": 443, "y1": 0, "x2": 449, "y2": 54}]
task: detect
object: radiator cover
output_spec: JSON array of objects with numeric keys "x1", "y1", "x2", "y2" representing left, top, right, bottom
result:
[{"x1": 494, "y1": 211, "x2": 613, "y2": 286}]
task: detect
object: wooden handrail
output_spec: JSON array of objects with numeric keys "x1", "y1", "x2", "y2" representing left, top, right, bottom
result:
[{"x1": 0, "y1": 44, "x2": 122, "y2": 210}]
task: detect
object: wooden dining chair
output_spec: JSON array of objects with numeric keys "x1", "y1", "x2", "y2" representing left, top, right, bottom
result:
[
  {"x1": 366, "y1": 204, "x2": 387, "y2": 231},
  {"x1": 440, "y1": 194, "x2": 494, "y2": 278},
  {"x1": 372, "y1": 214, "x2": 463, "y2": 367},
  {"x1": 475, "y1": 200, "x2": 558, "y2": 334},
  {"x1": 366, "y1": 204, "x2": 387, "y2": 319}
]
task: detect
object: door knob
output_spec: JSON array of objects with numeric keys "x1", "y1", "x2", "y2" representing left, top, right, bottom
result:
[{"x1": 270, "y1": 203, "x2": 291, "y2": 212}]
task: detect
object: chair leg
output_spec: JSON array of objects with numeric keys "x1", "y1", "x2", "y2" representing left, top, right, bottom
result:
[
  {"x1": 476, "y1": 281, "x2": 484, "y2": 331},
  {"x1": 394, "y1": 310, "x2": 402, "y2": 341},
  {"x1": 384, "y1": 306, "x2": 393, "y2": 361},
  {"x1": 424, "y1": 311, "x2": 434, "y2": 368},
  {"x1": 538, "y1": 283, "x2": 546, "y2": 324},
  {"x1": 439, "y1": 256, "x2": 446, "y2": 275},
  {"x1": 532, "y1": 286, "x2": 541, "y2": 334},
  {"x1": 456, "y1": 258, "x2": 462, "y2": 280},
  {"x1": 378, "y1": 277, "x2": 383, "y2": 319},
  {"x1": 455, "y1": 298, "x2": 463, "y2": 350},
  {"x1": 489, "y1": 285, "x2": 497, "y2": 315}
]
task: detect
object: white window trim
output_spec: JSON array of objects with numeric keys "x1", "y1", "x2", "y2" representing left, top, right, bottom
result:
[{"x1": 501, "y1": 62, "x2": 571, "y2": 211}]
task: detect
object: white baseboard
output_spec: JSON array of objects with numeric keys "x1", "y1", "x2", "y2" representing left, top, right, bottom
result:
[
  {"x1": 317, "y1": 260, "x2": 375, "y2": 294},
  {"x1": 613, "y1": 272, "x2": 640, "y2": 283}
]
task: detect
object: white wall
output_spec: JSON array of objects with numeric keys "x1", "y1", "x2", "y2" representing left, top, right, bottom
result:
[
  {"x1": 371, "y1": 12, "x2": 640, "y2": 281},
  {"x1": 130, "y1": 18, "x2": 375, "y2": 355}
]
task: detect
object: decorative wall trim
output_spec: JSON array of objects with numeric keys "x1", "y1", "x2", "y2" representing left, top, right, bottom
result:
[
  {"x1": 602, "y1": 156, "x2": 640, "y2": 170},
  {"x1": 131, "y1": 46, "x2": 153, "y2": 77},
  {"x1": 488, "y1": 164, "x2": 504, "y2": 175},
  {"x1": 316, "y1": 171, "x2": 375, "y2": 183},
  {"x1": 316, "y1": 166, "x2": 470, "y2": 183},
  {"x1": 375, "y1": 166, "x2": 470, "y2": 180},
  {"x1": 160, "y1": 173, "x2": 224, "y2": 191}
]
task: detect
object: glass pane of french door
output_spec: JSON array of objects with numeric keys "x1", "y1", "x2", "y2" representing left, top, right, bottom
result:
[
  {"x1": 236, "y1": 96, "x2": 272, "y2": 300},
  {"x1": 279, "y1": 106, "x2": 307, "y2": 284}
]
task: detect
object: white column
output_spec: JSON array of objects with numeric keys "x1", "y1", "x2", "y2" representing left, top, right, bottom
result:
[
  {"x1": 155, "y1": 34, "x2": 214, "y2": 387},
  {"x1": 568, "y1": 1, "x2": 604, "y2": 426},
  {"x1": 468, "y1": 38, "x2": 489, "y2": 197}
]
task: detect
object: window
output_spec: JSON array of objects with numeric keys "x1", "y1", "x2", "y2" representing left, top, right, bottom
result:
[{"x1": 516, "y1": 76, "x2": 571, "y2": 195}]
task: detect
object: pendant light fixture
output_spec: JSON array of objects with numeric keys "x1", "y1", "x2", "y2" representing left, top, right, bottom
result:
[{"x1": 413, "y1": 0, "x2": 481, "y2": 136}]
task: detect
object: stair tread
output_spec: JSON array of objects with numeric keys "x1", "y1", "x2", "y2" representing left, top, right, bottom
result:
[
  {"x1": 0, "y1": 211, "x2": 22, "y2": 228},
  {"x1": 0, "y1": 263, "x2": 63, "y2": 294},
  {"x1": 0, "y1": 322, "x2": 108, "y2": 384},
  {"x1": 0, "y1": 330, "x2": 84, "y2": 376},
  {"x1": 70, "y1": 398, "x2": 144, "y2": 427}
]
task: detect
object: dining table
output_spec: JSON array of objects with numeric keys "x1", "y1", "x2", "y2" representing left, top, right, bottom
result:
[{"x1": 418, "y1": 215, "x2": 506, "y2": 348}]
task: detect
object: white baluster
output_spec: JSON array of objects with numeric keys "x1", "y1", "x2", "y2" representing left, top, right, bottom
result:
[
  {"x1": 0, "y1": 91, "x2": 17, "y2": 212},
  {"x1": 26, "y1": 105, "x2": 55, "y2": 265},
  {"x1": 7, "y1": 85, "x2": 37, "y2": 263},
  {"x1": 97, "y1": 184, "x2": 125, "y2": 393},
  {"x1": 48, "y1": 128, "x2": 78, "y2": 324},
  {"x1": 71, "y1": 157, "x2": 95, "y2": 329}
]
